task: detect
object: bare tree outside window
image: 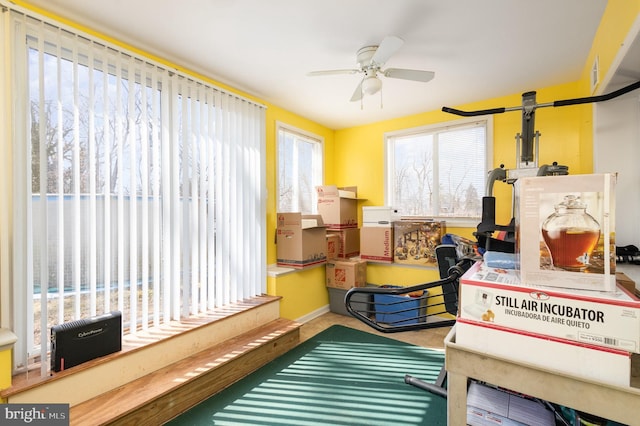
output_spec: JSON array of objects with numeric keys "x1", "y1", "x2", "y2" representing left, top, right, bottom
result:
[
  {"x1": 277, "y1": 125, "x2": 323, "y2": 213},
  {"x1": 386, "y1": 120, "x2": 488, "y2": 223}
]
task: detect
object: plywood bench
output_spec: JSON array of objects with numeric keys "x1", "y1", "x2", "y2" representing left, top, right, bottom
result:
[{"x1": 69, "y1": 318, "x2": 301, "y2": 425}]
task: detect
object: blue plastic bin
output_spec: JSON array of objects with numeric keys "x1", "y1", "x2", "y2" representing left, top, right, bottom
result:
[{"x1": 373, "y1": 288, "x2": 427, "y2": 325}]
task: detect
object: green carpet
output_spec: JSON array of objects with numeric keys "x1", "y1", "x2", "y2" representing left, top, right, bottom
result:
[{"x1": 167, "y1": 324, "x2": 447, "y2": 425}]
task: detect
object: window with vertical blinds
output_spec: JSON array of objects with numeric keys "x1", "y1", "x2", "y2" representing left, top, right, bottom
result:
[
  {"x1": 1, "y1": 7, "x2": 266, "y2": 375},
  {"x1": 276, "y1": 123, "x2": 323, "y2": 214}
]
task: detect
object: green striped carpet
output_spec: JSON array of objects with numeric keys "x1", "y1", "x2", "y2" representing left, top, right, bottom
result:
[{"x1": 167, "y1": 324, "x2": 447, "y2": 425}]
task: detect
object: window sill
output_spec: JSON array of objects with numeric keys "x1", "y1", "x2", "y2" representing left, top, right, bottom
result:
[{"x1": 267, "y1": 263, "x2": 325, "y2": 277}]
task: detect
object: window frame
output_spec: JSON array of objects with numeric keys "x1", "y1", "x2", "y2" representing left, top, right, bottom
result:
[
  {"x1": 275, "y1": 122, "x2": 324, "y2": 214},
  {"x1": 384, "y1": 116, "x2": 493, "y2": 228}
]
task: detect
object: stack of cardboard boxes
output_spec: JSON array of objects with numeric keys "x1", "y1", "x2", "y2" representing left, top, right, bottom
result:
[
  {"x1": 456, "y1": 173, "x2": 640, "y2": 389},
  {"x1": 275, "y1": 185, "x2": 360, "y2": 270},
  {"x1": 316, "y1": 185, "x2": 368, "y2": 315},
  {"x1": 275, "y1": 185, "x2": 449, "y2": 316},
  {"x1": 317, "y1": 185, "x2": 361, "y2": 259}
]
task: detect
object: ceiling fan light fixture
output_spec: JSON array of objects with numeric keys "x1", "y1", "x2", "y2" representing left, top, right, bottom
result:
[{"x1": 361, "y1": 76, "x2": 382, "y2": 96}]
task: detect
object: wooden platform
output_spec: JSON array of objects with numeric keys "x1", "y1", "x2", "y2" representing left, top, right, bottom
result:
[
  {"x1": 3, "y1": 295, "x2": 302, "y2": 425},
  {"x1": 70, "y1": 318, "x2": 300, "y2": 425}
]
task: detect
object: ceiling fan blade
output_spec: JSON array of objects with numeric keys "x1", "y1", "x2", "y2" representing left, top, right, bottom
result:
[
  {"x1": 383, "y1": 68, "x2": 435, "y2": 82},
  {"x1": 370, "y1": 35, "x2": 404, "y2": 66},
  {"x1": 307, "y1": 69, "x2": 360, "y2": 77},
  {"x1": 350, "y1": 81, "x2": 363, "y2": 102}
]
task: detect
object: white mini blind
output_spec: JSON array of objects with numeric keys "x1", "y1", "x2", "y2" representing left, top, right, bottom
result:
[
  {"x1": 386, "y1": 118, "x2": 489, "y2": 223},
  {"x1": 2, "y1": 6, "x2": 266, "y2": 375}
]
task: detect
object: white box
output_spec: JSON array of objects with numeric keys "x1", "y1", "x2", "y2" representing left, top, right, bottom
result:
[
  {"x1": 460, "y1": 261, "x2": 640, "y2": 353},
  {"x1": 362, "y1": 206, "x2": 401, "y2": 226},
  {"x1": 517, "y1": 173, "x2": 616, "y2": 292},
  {"x1": 456, "y1": 319, "x2": 637, "y2": 388}
]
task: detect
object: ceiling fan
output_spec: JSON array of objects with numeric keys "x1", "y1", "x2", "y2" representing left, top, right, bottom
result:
[{"x1": 307, "y1": 35, "x2": 435, "y2": 102}]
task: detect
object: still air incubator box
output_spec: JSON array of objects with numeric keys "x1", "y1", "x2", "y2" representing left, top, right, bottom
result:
[{"x1": 458, "y1": 262, "x2": 640, "y2": 354}]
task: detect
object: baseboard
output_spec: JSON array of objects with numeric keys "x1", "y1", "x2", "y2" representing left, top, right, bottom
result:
[{"x1": 295, "y1": 304, "x2": 330, "y2": 324}]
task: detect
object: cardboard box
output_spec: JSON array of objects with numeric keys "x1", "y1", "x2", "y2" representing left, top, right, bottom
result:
[
  {"x1": 360, "y1": 226, "x2": 394, "y2": 263},
  {"x1": 517, "y1": 173, "x2": 616, "y2": 292},
  {"x1": 362, "y1": 206, "x2": 401, "y2": 226},
  {"x1": 316, "y1": 185, "x2": 358, "y2": 230},
  {"x1": 460, "y1": 261, "x2": 640, "y2": 353},
  {"x1": 456, "y1": 319, "x2": 638, "y2": 388},
  {"x1": 393, "y1": 220, "x2": 446, "y2": 266},
  {"x1": 327, "y1": 286, "x2": 372, "y2": 316},
  {"x1": 326, "y1": 233, "x2": 340, "y2": 260},
  {"x1": 466, "y1": 381, "x2": 555, "y2": 426},
  {"x1": 276, "y1": 213, "x2": 327, "y2": 269},
  {"x1": 326, "y1": 259, "x2": 367, "y2": 290},
  {"x1": 328, "y1": 228, "x2": 360, "y2": 259}
]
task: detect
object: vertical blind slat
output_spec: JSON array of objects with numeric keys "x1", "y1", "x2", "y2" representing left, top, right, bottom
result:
[
  {"x1": 140, "y1": 64, "x2": 150, "y2": 331},
  {"x1": 170, "y1": 75, "x2": 181, "y2": 320},
  {"x1": 87, "y1": 39, "x2": 98, "y2": 318},
  {"x1": 102, "y1": 44, "x2": 113, "y2": 315},
  {"x1": 55, "y1": 28, "x2": 65, "y2": 325},
  {"x1": 198, "y1": 89, "x2": 208, "y2": 313},
  {"x1": 37, "y1": 21, "x2": 48, "y2": 378},
  {"x1": 180, "y1": 82, "x2": 190, "y2": 317},
  {"x1": 151, "y1": 70, "x2": 161, "y2": 327},
  {"x1": 161, "y1": 73, "x2": 172, "y2": 323},
  {"x1": 128, "y1": 56, "x2": 138, "y2": 333},
  {"x1": 206, "y1": 91, "x2": 216, "y2": 310},
  {"x1": 115, "y1": 51, "x2": 125, "y2": 316},
  {"x1": 71, "y1": 31, "x2": 81, "y2": 320},
  {"x1": 189, "y1": 87, "x2": 199, "y2": 315}
]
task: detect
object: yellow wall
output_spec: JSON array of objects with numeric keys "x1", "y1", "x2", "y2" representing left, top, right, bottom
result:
[
  {"x1": 0, "y1": 349, "x2": 12, "y2": 390},
  {"x1": 11, "y1": 0, "x2": 640, "y2": 323},
  {"x1": 577, "y1": 0, "x2": 640, "y2": 174},
  {"x1": 267, "y1": 266, "x2": 329, "y2": 319}
]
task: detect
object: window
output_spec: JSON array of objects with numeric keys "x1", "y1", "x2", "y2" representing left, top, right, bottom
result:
[
  {"x1": 1, "y1": 9, "x2": 266, "y2": 376},
  {"x1": 276, "y1": 123, "x2": 323, "y2": 213},
  {"x1": 385, "y1": 118, "x2": 491, "y2": 226}
]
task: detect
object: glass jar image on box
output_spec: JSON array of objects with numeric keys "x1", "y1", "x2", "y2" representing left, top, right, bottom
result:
[{"x1": 541, "y1": 195, "x2": 600, "y2": 271}]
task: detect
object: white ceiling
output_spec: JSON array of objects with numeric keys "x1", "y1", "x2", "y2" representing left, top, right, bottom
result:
[{"x1": 22, "y1": 0, "x2": 612, "y2": 130}]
